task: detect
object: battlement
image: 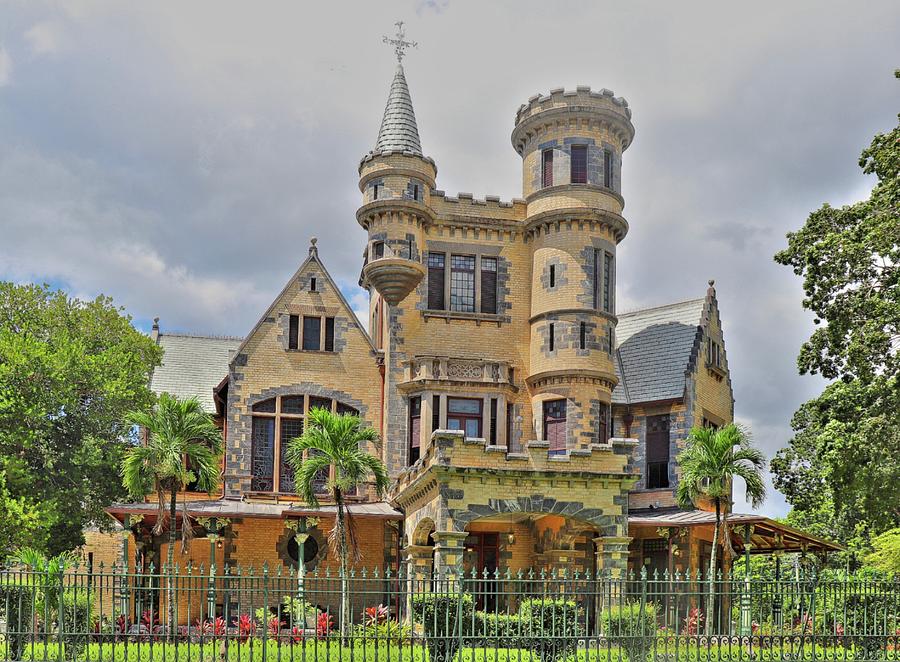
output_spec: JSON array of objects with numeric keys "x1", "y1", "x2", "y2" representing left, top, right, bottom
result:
[
  {"x1": 393, "y1": 430, "x2": 638, "y2": 497},
  {"x1": 514, "y1": 86, "x2": 631, "y2": 125}
]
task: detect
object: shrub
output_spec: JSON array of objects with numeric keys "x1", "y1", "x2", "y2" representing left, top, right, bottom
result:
[
  {"x1": 354, "y1": 619, "x2": 412, "y2": 643},
  {"x1": 411, "y1": 591, "x2": 475, "y2": 661},
  {"x1": 599, "y1": 602, "x2": 657, "y2": 662}
]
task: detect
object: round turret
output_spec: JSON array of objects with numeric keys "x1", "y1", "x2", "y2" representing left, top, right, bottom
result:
[
  {"x1": 516, "y1": 86, "x2": 635, "y2": 451},
  {"x1": 357, "y1": 64, "x2": 436, "y2": 306}
]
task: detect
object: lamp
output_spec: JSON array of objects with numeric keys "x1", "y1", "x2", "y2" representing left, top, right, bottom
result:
[{"x1": 507, "y1": 529, "x2": 516, "y2": 546}]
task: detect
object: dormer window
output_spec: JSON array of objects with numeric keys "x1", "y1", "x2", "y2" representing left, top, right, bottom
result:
[
  {"x1": 570, "y1": 145, "x2": 587, "y2": 184},
  {"x1": 542, "y1": 149, "x2": 554, "y2": 187}
]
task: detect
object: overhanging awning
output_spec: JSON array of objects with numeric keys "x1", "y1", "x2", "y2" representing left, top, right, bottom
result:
[
  {"x1": 628, "y1": 509, "x2": 842, "y2": 553},
  {"x1": 106, "y1": 498, "x2": 403, "y2": 527}
]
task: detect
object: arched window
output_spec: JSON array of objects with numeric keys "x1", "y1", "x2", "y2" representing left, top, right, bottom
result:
[{"x1": 250, "y1": 395, "x2": 360, "y2": 494}]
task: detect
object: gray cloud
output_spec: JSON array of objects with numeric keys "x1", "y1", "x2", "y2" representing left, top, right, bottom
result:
[{"x1": 1, "y1": 0, "x2": 898, "y2": 517}]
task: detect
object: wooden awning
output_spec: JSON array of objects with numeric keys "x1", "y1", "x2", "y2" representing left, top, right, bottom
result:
[{"x1": 628, "y1": 509, "x2": 842, "y2": 553}]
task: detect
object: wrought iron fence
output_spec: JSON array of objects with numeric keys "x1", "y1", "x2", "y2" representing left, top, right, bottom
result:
[{"x1": 1, "y1": 563, "x2": 897, "y2": 661}]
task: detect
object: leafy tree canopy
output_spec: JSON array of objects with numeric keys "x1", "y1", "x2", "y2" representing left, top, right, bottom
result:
[
  {"x1": 0, "y1": 282, "x2": 161, "y2": 557},
  {"x1": 772, "y1": 71, "x2": 900, "y2": 544}
]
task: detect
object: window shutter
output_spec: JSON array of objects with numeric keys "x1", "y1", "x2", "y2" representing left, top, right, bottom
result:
[
  {"x1": 604, "y1": 149, "x2": 613, "y2": 188},
  {"x1": 570, "y1": 145, "x2": 587, "y2": 184},
  {"x1": 324, "y1": 317, "x2": 335, "y2": 352},
  {"x1": 427, "y1": 252, "x2": 445, "y2": 310},
  {"x1": 542, "y1": 149, "x2": 554, "y2": 187},
  {"x1": 481, "y1": 257, "x2": 498, "y2": 314},
  {"x1": 288, "y1": 315, "x2": 299, "y2": 350}
]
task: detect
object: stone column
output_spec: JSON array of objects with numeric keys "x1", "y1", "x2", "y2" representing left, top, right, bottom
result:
[
  {"x1": 432, "y1": 531, "x2": 469, "y2": 584},
  {"x1": 594, "y1": 536, "x2": 631, "y2": 579},
  {"x1": 404, "y1": 544, "x2": 435, "y2": 623}
]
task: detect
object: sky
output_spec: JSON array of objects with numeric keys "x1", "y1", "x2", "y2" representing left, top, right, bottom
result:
[{"x1": 1, "y1": 1, "x2": 898, "y2": 517}]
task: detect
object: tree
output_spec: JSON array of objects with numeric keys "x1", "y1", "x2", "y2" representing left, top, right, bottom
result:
[
  {"x1": 0, "y1": 282, "x2": 161, "y2": 557},
  {"x1": 121, "y1": 394, "x2": 223, "y2": 637},
  {"x1": 866, "y1": 528, "x2": 900, "y2": 575},
  {"x1": 285, "y1": 407, "x2": 389, "y2": 639},
  {"x1": 772, "y1": 72, "x2": 900, "y2": 540},
  {"x1": 676, "y1": 424, "x2": 766, "y2": 634}
]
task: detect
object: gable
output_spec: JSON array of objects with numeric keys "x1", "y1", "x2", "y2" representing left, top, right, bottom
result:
[{"x1": 612, "y1": 298, "x2": 705, "y2": 405}]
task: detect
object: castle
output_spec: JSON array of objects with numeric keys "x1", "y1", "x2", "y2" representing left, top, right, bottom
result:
[{"x1": 91, "y1": 43, "x2": 837, "y2": 622}]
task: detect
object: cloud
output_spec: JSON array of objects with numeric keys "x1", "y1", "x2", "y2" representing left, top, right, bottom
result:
[
  {"x1": 0, "y1": 46, "x2": 11, "y2": 86},
  {"x1": 24, "y1": 22, "x2": 61, "y2": 56},
  {"x1": 1, "y1": 0, "x2": 898, "y2": 518}
]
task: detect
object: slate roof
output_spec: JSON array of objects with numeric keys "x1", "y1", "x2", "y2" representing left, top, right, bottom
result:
[
  {"x1": 149, "y1": 332, "x2": 242, "y2": 413},
  {"x1": 612, "y1": 298, "x2": 706, "y2": 405},
  {"x1": 373, "y1": 64, "x2": 422, "y2": 155}
]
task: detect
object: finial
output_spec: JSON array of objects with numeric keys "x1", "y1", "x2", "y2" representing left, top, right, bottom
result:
[
  {"x1": 309, "y1": 237, "x2": 318, "y2": 257},
  {"x1": 152, "y1": 317, "x2": 159, "y2": 329},
  {"x1": 383, "y1": 21, "x2": 417, "y2": 64},
  {"x1": 708, "y1": 279, "x2": 715, "y2": 288}
]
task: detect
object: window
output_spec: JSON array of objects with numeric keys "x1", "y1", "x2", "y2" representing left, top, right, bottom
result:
[
  {"x1": 570, "y1": 145, "x2": 588, "y2": 184},
  {"x1": 702, "y1": 417, "x2": 720, "y2": 431},
  {"x1": 549, "y1": 264, "x2": 556, "y2": 288},
  {"x1": 548, "y1": 323, "x2": 555, "y2": 352},
  {"x1": 542, "y1": 149, "x2": 554, "y2": 187},
  {"x1": 607, "y1": 326, "x2": 614, "y2": 354},
  {"x1": 302, "y1": 316, "x2": 321, "y2": 350},
  {"x1": 373, "y1": 184, "x2": 379, "y2": 200},
  {"x1": 543, "y1": 399, "x2": 567, "y2": 455},
  {"x1": 579, "y1": 322, "x2": 586, "y2": 350},
  {"x1": 481, "y1": 257, "x2": 498, "y2": 314},
  {"x1": 447, "y1": 398, "x2": 482, "y2": 438},
  {"x1": 324, "y1": 317, "x2": 335, "y2": 352},
  {"x1": 310, "y1": 277, "x2": 317, "y2": 292},
  {"x1": 603, "y1": 149, "x2": 613, "y2": 188},
  {"x1": 707, "y1": 338, "x2": 722, "y2": 367},
  {"x1": 250, "y1": 395, "x2": 359, "y2": 494},
  {"x1": 372, "y1": 241, "x2": 385, "y2": 259},
  {"x1": 489, "y1": 398, "x2": 498, "y2": 444},
  {"x1": 413, "y1": 184, "x2": 419, "y2": 200},
  {"x1": 288, "y1": 314, "x2": 299, "y2": 350},
  {"x1": 408, "y1": 396, "x2": 421, "y2": 465},
  {"x1": 603, "y1": 252, "x2": 614, "y2": 313},
  {"x1": 646, "y1": 414, "x2": 670, "y2": 489},
  {"x1": 598, "y1": 403, "x2": 610, "y2": 444},
  {"x1": 427, "y1": 252, "x2": 446, "y2": 310},
  {"x1": 432, "y1": 395, "x2": 440, "y2": 431},
  {"x1": 450, "y1": 255, "x2": 476, "y2": 312}
]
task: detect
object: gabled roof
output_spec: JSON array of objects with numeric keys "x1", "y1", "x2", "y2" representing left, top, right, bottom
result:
[
  {"x1": 612, "y1": 298, "x2": 706, "y2": 405},
  {"x1": 231, "y1": 239, "x2": 376, "y2": 361},
  {"x1": 149, "y1": 332, "x2": 242, "y2": 413},
  {"x1": 373, "y1": 64, "x2": 422, "y2": 155}
]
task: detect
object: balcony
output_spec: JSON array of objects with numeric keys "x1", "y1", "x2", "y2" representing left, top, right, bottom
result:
[{"x1": 398, "y1": 355, "x2": 517, "y2": 391}]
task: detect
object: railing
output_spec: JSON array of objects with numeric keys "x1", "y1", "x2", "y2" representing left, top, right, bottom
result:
[{"x1": 1, "y1": 564, "x2": 897, "y2": 661}]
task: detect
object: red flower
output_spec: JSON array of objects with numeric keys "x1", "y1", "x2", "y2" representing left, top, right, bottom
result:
[
  {"x1": 365, "y1": 604, "x2": 389, "y2": 626},
  {"x1": 316, "y1": 612, "x2": 334, "y2": 639},
  {"x1": 237, "y1": 614, "x2": 257, "y2": 642},
  {"x1": 682, "y1": 607, "x2": 704, "y2": 636}
]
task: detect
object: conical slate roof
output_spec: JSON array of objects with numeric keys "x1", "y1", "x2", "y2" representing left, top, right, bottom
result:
[{"x1": 374, "y1": 64, "x2": 422, "y2": 155}]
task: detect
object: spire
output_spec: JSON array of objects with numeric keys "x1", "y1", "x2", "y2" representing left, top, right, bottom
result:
[{"x1": 373, "y1": 23, "x2": 422, "y2": 156}]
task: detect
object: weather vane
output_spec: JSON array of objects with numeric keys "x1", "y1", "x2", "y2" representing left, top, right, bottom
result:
[{"x1": 383, "y1": 21, "x2": 417, "y2": 63}]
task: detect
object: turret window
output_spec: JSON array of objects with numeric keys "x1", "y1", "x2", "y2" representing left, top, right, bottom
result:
[
  {"x1": 373, "y1": 184, "x2": 380, "y2": 200},
  {"x1": 570, "y1": 145, "x2": 588, "y2": 184},
  {"x1": 543, "y1": 399, "x2": 567, "y2": 455},
  {"x1": 594, "y1": 250, "x2": 615, "y2": 313},
  {"x1": 603, "y1": 149, "x2": 613, "y2": 188},
  {"x1": 542, "y1": 149, "x2": 554, "y2": 187},
  {"x1": 579, "y1": 321, "x2": 586, "y2": 349}
]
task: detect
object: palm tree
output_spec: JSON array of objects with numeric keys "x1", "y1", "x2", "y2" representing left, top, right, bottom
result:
[
  {"x1": 676, "y1": 423, "x2": 765, "y2": 635},
  {"x1": 285, "y1": 407, "x2": 389, "y2": 638},
  {"x1": 121, "y1": 393, "x2": 223, "y2": 636}
]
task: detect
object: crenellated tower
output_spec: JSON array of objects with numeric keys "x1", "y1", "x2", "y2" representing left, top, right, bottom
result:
[{"x1": 512, "y1": 87, "x2": 635, "y2": 452}]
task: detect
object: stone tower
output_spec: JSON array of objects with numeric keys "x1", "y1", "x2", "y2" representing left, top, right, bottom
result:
[
  {"x1": 511, "y1": 87, "x2": 635, "y2": 450},
  {"x1": 357, "y1": 64, "x2": 436, "y2": 307}
]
